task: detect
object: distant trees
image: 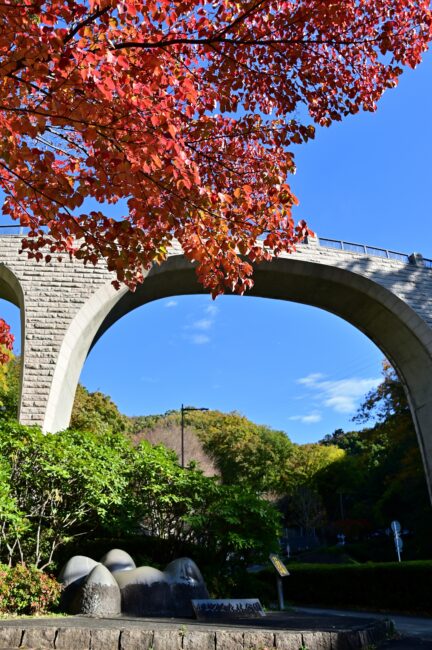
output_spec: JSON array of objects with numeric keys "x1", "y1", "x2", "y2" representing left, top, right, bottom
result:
[
  {"x1": 131, "y1": 415, "x2": 218, "y2": 476},
  {"x1": 124, "y1": 367, "x2": 432, "y2": 556},
  {"x1": 135, "y1": 409, "x2": 297, "y2": 494},
  {"x1": 0, "y1": 352, "x2": 431, "y2": 567},
  {"x1": 277, "y1": 444, "x2": 345, "y2": 535},
  {"x1": 70, "y1": 384, "x2": 132, "y2": 436},
  {"x1": 132, "y1": 409, "x2": 352, "y2": 540},
  {"x1": 316, "y1": 362, "x2": 432, "y2": 554}
]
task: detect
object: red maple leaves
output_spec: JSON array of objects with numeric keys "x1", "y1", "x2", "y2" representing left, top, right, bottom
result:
[
  {"x1": 0, "y1": 319, "x2": 14, "y2": 364},
  {"x1": 0, "y1": 0, "x2": 430, "y2": 301}
]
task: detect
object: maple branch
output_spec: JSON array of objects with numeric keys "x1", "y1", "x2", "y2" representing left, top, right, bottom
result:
[
  {"x1": 45, "y1": 127, "x2": 90, "y2": 156},
  {"x1": 0, "y1": 104, "x2": 114, "y2": 129},
  {"x1": 0, "y1": 162, "x2": 103, "y2": 259},
  {"x1": 0, "y1": 161, "x2": 67, "y2": 210},
  {"x1": 113, "y1": 36, "x2": 375, "y2": 51},
  {"x1": 213, "y1": 0, "x2": 270, "y2": 39},
  {"x1": 188, "y1": 125, "x2": 285, "y2": 144},
  {"x1": 64, "y1": 6, "x2": 111, "y2": 44}
]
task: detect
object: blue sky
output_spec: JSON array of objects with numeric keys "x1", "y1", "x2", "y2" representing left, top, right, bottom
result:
[{"x1": 1, "y1": 50, "x2": 432, "y2": 443}]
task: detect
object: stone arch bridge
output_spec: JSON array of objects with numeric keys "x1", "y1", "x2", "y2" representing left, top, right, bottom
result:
[{"x1": 2, "y1": 233, "x2": 432, "y2": 499}]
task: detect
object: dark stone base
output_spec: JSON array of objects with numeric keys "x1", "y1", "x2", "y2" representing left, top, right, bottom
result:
[{"x1": 0, "y1": 613, "x2": 394, "y2": 649}]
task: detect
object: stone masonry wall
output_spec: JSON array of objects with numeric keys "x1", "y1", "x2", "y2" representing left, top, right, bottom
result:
[
  {"x1": 0, "y1": 234, "x2": 432, "y2": 430},
  {"x1": 0, "y1": 617, "x2": 393, "y2": 650}
]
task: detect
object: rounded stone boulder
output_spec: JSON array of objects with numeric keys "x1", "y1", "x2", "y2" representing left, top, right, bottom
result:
[
  {"x1": 164, "y1": 557, "x2": 207, "y2": 587},
  {"x1": 58, "y1": 555, "x2": 99, "y2": 588},
  {"x1": 114, "y1": 566, "x2": 170, "y2": 617},
  {"x1": 100, "y1": 548, "x2": 136, "y2": 573},
  {"x1": 58, "y1": 555, "x2": 99, "y2": 613},
  {"x1": 164, "y1": 558, "x2": 209, "y2": 617},
  {"x1": 79, "y1": 564, "x2": 121, "y2": 616}
]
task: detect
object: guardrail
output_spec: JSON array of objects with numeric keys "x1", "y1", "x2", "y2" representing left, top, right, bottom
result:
[
  {"x1": 0, "y1": 226, "x2": 430, "y2": 268},
  {"x1": 317, "y1": 236, "x2": 432, "y2": 268}
]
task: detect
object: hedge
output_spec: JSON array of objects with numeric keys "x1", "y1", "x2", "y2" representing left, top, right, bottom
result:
[{"x1": 234, "y1": 561, "x2": 432, "y2": 615}]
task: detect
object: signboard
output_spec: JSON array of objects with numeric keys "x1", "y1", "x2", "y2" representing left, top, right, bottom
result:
[
  {"x1": 269, "y1": 553, "x2": 290, "y2": 577},
  {"x1": 192, "y1": 599, "x2": 265, "y2": 621},
  {"x1": 390, "y1": 520, "x2": 403, "y2": 562},
  {"x1": 391, "y1": 520, "x2": 401, "y2": 534}
]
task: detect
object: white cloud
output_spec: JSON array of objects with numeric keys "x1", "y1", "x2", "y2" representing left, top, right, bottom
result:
[
  {"x1": 165, "y1": 300, "x2": 178, "y2": 308},
  {"x1": 191, "y1": 334, "x2": 210, "y2": 345},
  {"x1": 298, "y1": 372, "x2": 325, "y2": 386},
  {"x1": 206, "y1": 304, "x2": 219, "y2": 316},
  {"x1": 184, "y1": 302, "x2": 218, "y2": 344},
  {"x1": 289, "y1": 413, "x2": 322, "y2": 424},
  {"x1": 297, "y1": 373, "x2": 381, "y2": 414},
  {"x1": 192, "y1": 318, "x2": 212, "y2": 330}
]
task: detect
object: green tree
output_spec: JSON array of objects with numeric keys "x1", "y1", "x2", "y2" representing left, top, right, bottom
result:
[
  {"x1": 117, "y1": 440, "x2": 281, "y2": 569},
  {"x1": 284, "y1": 443, "x2": 345, "y2": 488},
  {"x1": 277, "y1": 444, "x2": 345, "y2": 534},
  {"x1": 70, "y1": 384, "x2": 131, "y2": 435},
  {"x1": 317, "y1": 362, "x2": 432, "y2": 554},
  {"x1": 0, "y1": 421, "x2": 131, "y2": 568},
  {"x1": 135, "y1": 409, "x2": 295, "y2": 495}
]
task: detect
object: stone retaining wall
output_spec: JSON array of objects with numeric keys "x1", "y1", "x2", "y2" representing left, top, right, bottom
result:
[{"x1": 0, "y1": 619, "x2": 392, "y2": 650}]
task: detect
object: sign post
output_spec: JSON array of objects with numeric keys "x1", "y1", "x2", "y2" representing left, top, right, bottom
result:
[
  {"x1": 269, "y1": 553, "x2": 290, "y2": 611},
  {"x1": 390, "y1": 520, "x2": 403, "y2": 562}
]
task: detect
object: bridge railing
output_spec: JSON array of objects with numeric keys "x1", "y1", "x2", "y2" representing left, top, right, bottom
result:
[
  {"x1": 317, "y1": 236, "x2": 432, "y2": 268},
  {"x1": 317, "y1": 237, "x2": 410, "y2": 263},
  {"x1": 0, "y1": 226, "x2": 431, "y2": 268}
]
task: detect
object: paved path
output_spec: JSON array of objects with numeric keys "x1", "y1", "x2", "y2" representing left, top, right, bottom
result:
[{"x1": 295, "y1": 607, "x2": 432, "y2": 648}]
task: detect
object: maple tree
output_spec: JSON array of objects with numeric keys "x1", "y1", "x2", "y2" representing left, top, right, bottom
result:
[
  {"x1": 0, "y1": 0, "x2": 430, "y2": 314},
  {"x1": 0, "y1": 321, "x2": 13, "y2": 364}
]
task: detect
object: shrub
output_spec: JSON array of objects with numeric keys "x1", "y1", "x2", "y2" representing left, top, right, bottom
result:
[
  {"x1": 245, "y1": 561, "x2": 432, "y2": 615},
  {"x1": 0, "y1": 564, "x2": 61, "y2": 615},
  {"x1": 0, "y1": 421, "x2": 132, "y2": 568}
]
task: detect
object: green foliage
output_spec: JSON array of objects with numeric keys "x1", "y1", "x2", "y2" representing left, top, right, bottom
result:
[
  {"x1": 130, "y1": 412, "x2": 171, "y2": 434},
  {"x1": 114, "y1": 440, "x2": 281, "y2": 571},
  {"x1": 0, "y1": 420, "x2": 131, "y2": 568},
  {"x1": 353, "y1": 361, "x2": 409, "y2": 424},
  {"x1": 248, "y1": 561, "x2": 432, "y2": 615},
  {"x1": 0, "y1": 564, "x2": 61, "y2": 615},
  {"x1": 0, "y1": 418, "x2": 280, "y2": 577},
  {"x1": 285, "y1": 444, "x2": 345, "y2": 488},
  {"x1": 316, "y1": 363, "x2": 432, "y2": 552},
  {"x1": 0, "y1": 354, "x2": 20, "y2": 419},
  {"x1": 70, "y1": 384, "x2": 132, "y2": 435},
  {"x1": 187, "y1": 410, "x2": 295, "y2": 494},
  {"x1": 131, "y1": 409, "x2": 295, "y2": 495}
]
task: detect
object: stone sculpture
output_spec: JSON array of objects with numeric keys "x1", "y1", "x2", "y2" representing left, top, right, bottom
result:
[
  {"x1": 99, "y1": 548, "x2": 136, "y2": 573},
  {"x1": 58, "y1": 555, "x2": 99, "y2": 613},
  {"x1": 79, "y1": 564, "x2": 121, "y2": 617},
  {"x1": 58, "y1": 550, "x2": 209, "y2": 618}
]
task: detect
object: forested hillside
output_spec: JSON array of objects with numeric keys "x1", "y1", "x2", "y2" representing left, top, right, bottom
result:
[{"x1": 0, "y1": 356, "x2": 431, "y2": 562}]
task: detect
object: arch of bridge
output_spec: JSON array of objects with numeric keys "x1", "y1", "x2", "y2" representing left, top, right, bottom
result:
[{"x1": 1, "y1": 234, "x2": 432, "y2": 500}]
